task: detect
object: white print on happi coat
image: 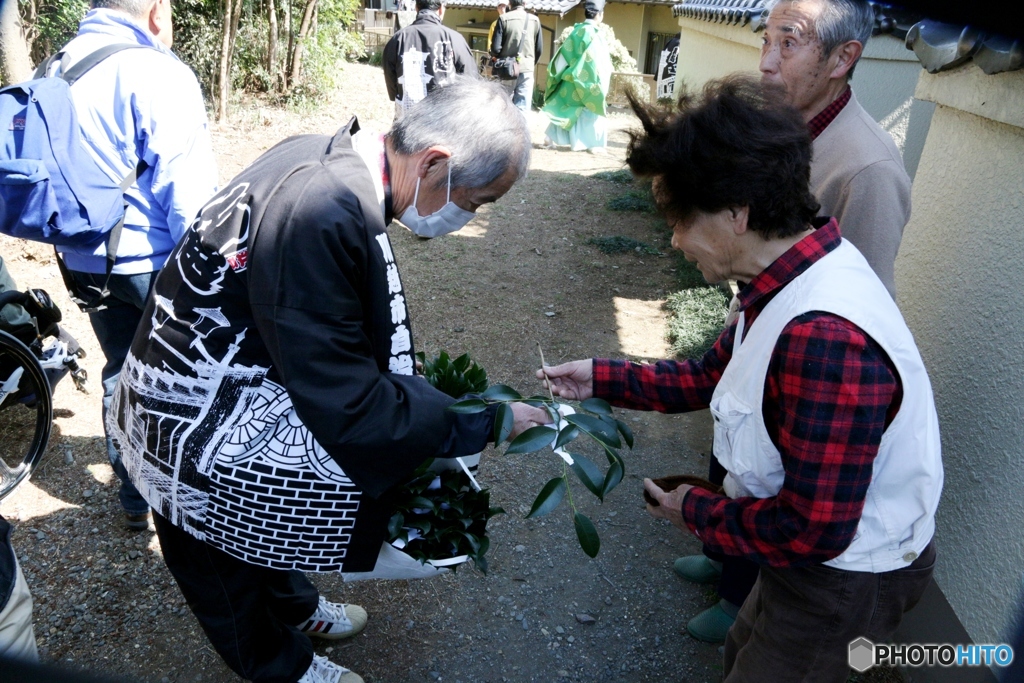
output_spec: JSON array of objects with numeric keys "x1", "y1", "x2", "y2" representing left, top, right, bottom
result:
[
  {"x1": 657, "y1": 46, "x2": 678, "y2": 100},
  {"x1": 432, "y1": 40, "x2": 455, "y2": 81},
  {"x1": 376, "y1": 233, "x2": 414, "y2": 376},
  {"x1": 400, "y1": 48, "x2": 432, "y2": 106},
  {"x1": 179, "y1": 182, "x2": 252, "y2": 291},
  {"x1": 109, "y1": 214, "x2": 366, "y2": 571}
]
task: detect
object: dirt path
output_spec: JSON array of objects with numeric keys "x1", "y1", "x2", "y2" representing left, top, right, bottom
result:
[{"x1": 0, "y1": 63, "x2": 890, "y2": 683}]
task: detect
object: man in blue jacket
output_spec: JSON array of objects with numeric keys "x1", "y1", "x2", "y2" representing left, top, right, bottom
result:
[{"x1": 47, "y1": 0, "x2": 218, "y2": 530}]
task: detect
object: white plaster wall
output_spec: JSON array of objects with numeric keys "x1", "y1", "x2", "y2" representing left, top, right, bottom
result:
[
  {"x1": 852, "y1": 36, "x2": 933, "y2": 179},
  {"x1": 895, "y1": 66, "x2": 1024, "y2": 645},
  {"x1": 675, "y1": 17, "x2": 762, "y2": 92},
  {"x1": 673, "y1": 18, "x2": 933, "y2": 178}
]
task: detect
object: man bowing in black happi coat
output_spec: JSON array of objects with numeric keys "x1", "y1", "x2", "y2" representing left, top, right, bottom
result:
[{"x1": 108, "y1": 77, "x2": 548, "y2": 683}]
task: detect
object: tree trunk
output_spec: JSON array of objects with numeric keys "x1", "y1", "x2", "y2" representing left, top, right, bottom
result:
[
  {"x1": 283, "y1": 0, "x2": 293, "y2": 89},
  {"x1": 216, "y1": 0, "x2": 245, "y2": 120},
  {"x1": 267, "y1": 0, "x2": 278, "y2": 90},
  {"x1": 288, "y1": 0, "x2": 317, "y2": 87},
  {"x1": 0, "y1": 0, "x2": 33, "y2": 85},
  {"x1": 217, "y1": 0, "x2": 233, "y2": 121},
  {"x1": 226, "y1": 0, "x2": 242, "y2": 82}
]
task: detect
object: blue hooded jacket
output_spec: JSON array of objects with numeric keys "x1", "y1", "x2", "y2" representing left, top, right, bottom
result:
[{"x1": 52, "y1": 9, "x2": 218, "y2": 275}]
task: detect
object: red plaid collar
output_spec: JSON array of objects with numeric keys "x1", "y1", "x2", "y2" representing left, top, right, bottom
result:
[
  {"x1": 737, "y1": 218, "x2": 841, "y2": 312},
  {"x1": 807, "y1": 86, "x2": 851, "y2": 140}
]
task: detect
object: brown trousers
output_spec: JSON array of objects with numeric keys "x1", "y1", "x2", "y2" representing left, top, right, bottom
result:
[{"x1": 724, "y1": 542, "x2": 936, "y2": 683}]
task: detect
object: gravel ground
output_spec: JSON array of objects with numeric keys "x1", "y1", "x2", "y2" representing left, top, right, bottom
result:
[{"x1": 0, "y1": 62, "x2": 902, "y2": 683}]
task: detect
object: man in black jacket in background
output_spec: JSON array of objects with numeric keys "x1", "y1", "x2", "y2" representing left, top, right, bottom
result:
[{"x1": 383, "y1": 0, "x2": 478, "y2": 118}]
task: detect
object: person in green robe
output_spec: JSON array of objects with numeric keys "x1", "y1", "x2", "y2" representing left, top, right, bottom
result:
[{"x1": 542, "y1": 0, "x2": 613, "y2": 153}]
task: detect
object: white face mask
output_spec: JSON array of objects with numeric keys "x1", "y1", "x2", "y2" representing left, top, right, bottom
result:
[{"x1": 398, "y1": 162, "x2": 476, "y2": 238}]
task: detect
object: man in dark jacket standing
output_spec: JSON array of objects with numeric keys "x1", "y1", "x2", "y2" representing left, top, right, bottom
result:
[
  {"x1": 490, "y1": 0, "x2": 542, "y2": 111},
  {"x1": 383, "y1": 0, "x2": 478, "y2": 118}
]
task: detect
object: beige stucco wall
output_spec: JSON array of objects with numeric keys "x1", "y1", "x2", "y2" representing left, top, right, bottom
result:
[
  {"x1": 603, "y1": 3, "x2": 646, "y2": 65},
  {"x1": 895, "y1": 64, "x2": 1024, "y2": 646},
  {"x1": 673, "y1": 17, "x2": 933, "y2": 178}
]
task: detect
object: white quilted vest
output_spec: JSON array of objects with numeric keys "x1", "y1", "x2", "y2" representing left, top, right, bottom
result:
[{"x1": 711, "y1": 239, "x2": 943, "y2": 572}]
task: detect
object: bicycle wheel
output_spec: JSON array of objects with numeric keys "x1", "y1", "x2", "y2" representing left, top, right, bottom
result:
[{"x1": 0, "y1": 329, "x2": 52, "y2": 501}]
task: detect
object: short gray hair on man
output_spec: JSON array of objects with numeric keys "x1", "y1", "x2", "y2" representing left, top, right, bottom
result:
[
  {"x1": 765, "y1": 0, "x2": 875, "y2": 78},
  {"x1": 91, "y1": 0, "x2": 156, "y2": 18},
  {"x1": 389, "y1": 76, "x2": 531, "y2": 189}
]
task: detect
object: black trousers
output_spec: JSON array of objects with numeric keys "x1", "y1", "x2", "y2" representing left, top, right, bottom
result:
[
  {"x1": 703, "y1": 455, "x2": 760, "y2": 607},
  {"x1": 153, "y1": 513, "x2": 319, "y2": 683}
]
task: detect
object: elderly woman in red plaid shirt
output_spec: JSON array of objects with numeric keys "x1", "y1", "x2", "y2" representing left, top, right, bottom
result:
[{"x1": 539, "y1": 75, "x2": 943, "y2": 683}]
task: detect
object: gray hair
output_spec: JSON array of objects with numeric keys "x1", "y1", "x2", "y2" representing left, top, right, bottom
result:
[
  {"x1": 91, "y1": 0, "x2": 155, "y2": 18},
  {"x1": 389, "y1": 76, "x2": 531, "y2": 189},
  {"x1": 765, "y1": 0, "x2": 875, "y2": 78}
]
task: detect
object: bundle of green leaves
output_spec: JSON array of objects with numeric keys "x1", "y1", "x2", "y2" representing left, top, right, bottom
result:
[
  {"x1": 416, "y1": 351, "x2": 488, "y2": 398},
  {"x1": 388, "y1": 461, "x2": 503, "y2": 573}
]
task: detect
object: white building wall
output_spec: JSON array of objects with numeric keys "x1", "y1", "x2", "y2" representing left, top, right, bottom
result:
[{"x1": 895, "y1": 64, "x2": 1024, "y2": 645}]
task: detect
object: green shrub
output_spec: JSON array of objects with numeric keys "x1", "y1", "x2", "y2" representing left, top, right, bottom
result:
[
  {"x1": 665, "y1": 286, "x2": 729, "y2": 360},
  {"x1": 416, "y1": 351, "x2": 488, "y2": 398},
  {"x1": 21, "y1": 0, "x2": 88, "y2": 64},
  {"x1": 173, "y1": 0, "x2": 222, "y2": 99},
  {"x1": 606, "y1": 189, "x2": 656, "y2": 214},
  {"x1": 586, "y1": 236, "x2": 659, "y2": 255},
  {"x1": 672, "y1": 255, "x2": 707, "y2": 290},
  {"x1": 232, "y1": 15, "x2": 275, "y2": 93},
  {"x1": 284, "y1": 23, "x2": 346, "y2": 107},
  {"x1": 592, "y1": 169, "x2": 634, "y2": 184},
  {"x1": 388, "y1": 463, "x2": 502, "y2": 573}
]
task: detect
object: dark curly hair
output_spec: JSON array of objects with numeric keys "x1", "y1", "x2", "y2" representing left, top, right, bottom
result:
[{"x1": 626, "y1": 75, "x2": 820, "y2": 240}]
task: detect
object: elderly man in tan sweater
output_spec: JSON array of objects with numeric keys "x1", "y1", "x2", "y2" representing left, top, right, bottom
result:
[
  {"x1": 761, "y1": 0, "x2": 910, "y2": 299},
  {"x1": 671, "y1": 0, "x2": 913, "y2": 646}
]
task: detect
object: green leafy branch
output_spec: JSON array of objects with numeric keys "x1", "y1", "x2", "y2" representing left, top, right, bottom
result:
[{"x1": 450, "y1": 385, "x2": 634, "y2": 558}]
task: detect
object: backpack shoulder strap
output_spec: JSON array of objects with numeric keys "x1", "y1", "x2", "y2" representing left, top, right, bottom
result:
[
  {"x1": 60, "y1": 43, "x2": 153, "y2": 85},
  {"x1": 32, "y1": 51, "x2": 66, "y2": 80}
]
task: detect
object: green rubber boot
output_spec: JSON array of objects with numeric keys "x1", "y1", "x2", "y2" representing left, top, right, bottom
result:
[
  {"x1": 686, "y1": 600, "x2": 739, "y2": 644},
  {"x1": 672, "y1": 555, "x2": 723, "y2": 584}
]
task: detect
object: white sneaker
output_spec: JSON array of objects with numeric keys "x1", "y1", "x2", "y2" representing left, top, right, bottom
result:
[
  {"x1": 297, "y1": 654, "x2": 364, "y2": 683},
  {"x1": 296, "y1": 596, "x2": 368, "y2": 640}
]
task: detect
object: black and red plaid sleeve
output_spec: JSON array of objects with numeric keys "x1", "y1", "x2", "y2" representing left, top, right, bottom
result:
[
  {"x1": 680, "y1": 313, "x2": 902, "y2": 567},
  {"x1": 592, "y1": 322, "x2": 735, "y2": 413}
]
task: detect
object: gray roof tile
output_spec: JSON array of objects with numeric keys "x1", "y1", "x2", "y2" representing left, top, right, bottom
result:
[
  {"x1": 671, "y1": 0, "x2": 766, "y2": 28},
  {"x1": 445, "y1": 0, "x2": 581, "y2": 13}
]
